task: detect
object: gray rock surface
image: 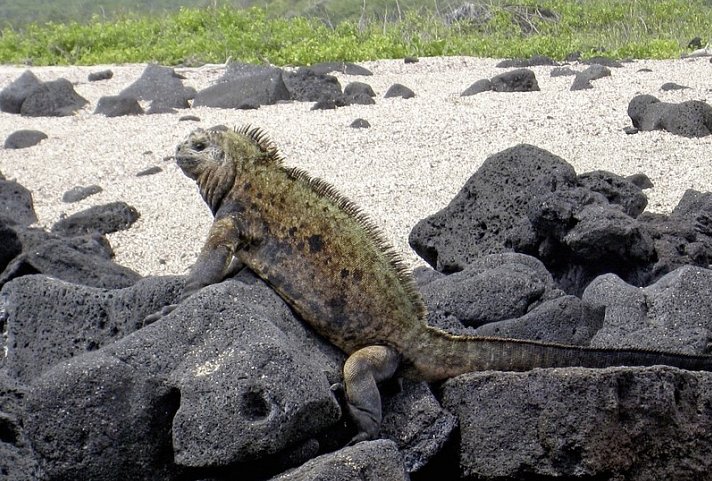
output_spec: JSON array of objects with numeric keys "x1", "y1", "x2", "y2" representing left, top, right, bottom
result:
[
  {"x1": 570, "y1": 64, "x2": 611, "y2": 90},
  {"x1": 380, "y1": 380, "x2": 457, "y2": 472},
  {"x1": 419, "y1": 253, "x2": 560, "y2": 328},
  {"x1": 270, "y1": 440, "x2": 407, "y2": 481},
  {"x1": 578, "y1": 169, "x2": 648, "y2": 217},
  {"x1": 418, "y1": 253, "x2": 602, "y2": 345},
  {"x1": 298, "y1": 62, "x2": 373, "y2": 76},
  {"x1": 384, "y1": 83, "x2": 415, "y2": 99},
  {"x1": 94, "y1": 95, "x2": 144, "y2": 117},
  {"x1": 409, "y1": 144, "x2": 712, "y2": 295},
  {"x1": 409, "y1": 144, "x2": 577, "y2": 273},
  {"x1": 2, "y1": 274, "x2": 184, "y2": 382},
  {"x1": 0, "y1": 371, "x2": 39, "y2": 481},
  {"x1": 88, "y1": 69, "x2": 113, "y2": 81},
  {"x1": 24, "y1": 273, "x2": 344, "y2": 479},
  {"x1": 0, "y1": 223, "x2": 22, "y2": 273},
  {"x1": 119, "y1": 63, "x2": 195, "y2": 110},
  {"x1": 19, "y1": 78, "x2": 88, "y2": 116},
  {"x1": 283, "y1": 68, "x2": 343, "y2": 102},
  {"x1": 442, "y1": 367, "x2": 712, "y2": 480},
  {"x1": 584, "y1": 266, "x2": 712, "y2": 353},
  {"x1": 62, "y1": 184, "x2": 103, "y2": 202},
  {"x1": 628, "y1": 94, "x2": 712, "y2": 137},
  {"x1": 0, "y1": 70, "x2": 42, "y2": 113},
  {"x1": 550, "y1": 66, "x2": 577, "y2": 77},
  {"x1": 460, "y1": 78, "x2": 492, "y2": 96},
  {"x1": 51, "y1": 201, "x2": 140, "y2": 236},
  {"x1": 193, "y1": 68, "x2": 291, "y2": 108},
  {"x1": 3, "y1": 129, "x2": 47, "y2": 149},
  {"x1": 0, "y1": 179, "x2": 36, "y2": 226},
  {"x1": 0, "y1": 229, "x2": 141, "y2": 290},
  {"x1": 490, "y1": 68, "x2": 539, "y2": 92},
  {"x1": 472, "y1": 293, "x2": 601, "y2": 345}
]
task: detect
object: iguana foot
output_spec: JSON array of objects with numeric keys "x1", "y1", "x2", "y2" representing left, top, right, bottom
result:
[{"x1": 343, "y1": 345, "x2": 400, "y2": 443}]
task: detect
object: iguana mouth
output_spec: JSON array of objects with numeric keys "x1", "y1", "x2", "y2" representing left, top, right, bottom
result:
[{"x1": 175, "y1": 153, "x2": 200, "y2": 179}]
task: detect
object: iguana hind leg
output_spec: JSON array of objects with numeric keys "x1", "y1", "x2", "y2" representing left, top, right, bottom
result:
[{"x1": 343, "y1": 345, "x2": 400, "y2": 444}]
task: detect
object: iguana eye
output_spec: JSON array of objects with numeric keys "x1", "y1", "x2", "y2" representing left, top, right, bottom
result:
[{"x1": 193, "y1": 141, "x2": 207, "y2": 152}]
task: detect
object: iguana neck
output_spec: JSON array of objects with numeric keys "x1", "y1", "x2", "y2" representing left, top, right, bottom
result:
[{"x1": 401, "y1": 326, "x2": 712, "y2": 382}]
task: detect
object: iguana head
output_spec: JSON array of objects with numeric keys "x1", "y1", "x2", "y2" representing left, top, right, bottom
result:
[{"x1": 175, "y1": 125, "x2": 279, "y2": 213}]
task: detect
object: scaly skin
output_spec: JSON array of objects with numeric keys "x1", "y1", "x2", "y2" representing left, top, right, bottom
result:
[{"x1": 156, "y1": 125, "x2": 712, "y2": 442}]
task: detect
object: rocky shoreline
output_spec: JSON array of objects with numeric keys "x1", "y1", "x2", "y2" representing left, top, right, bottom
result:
[{"x1": 2, "y1": 56, "x2": 712, "y2": 480}]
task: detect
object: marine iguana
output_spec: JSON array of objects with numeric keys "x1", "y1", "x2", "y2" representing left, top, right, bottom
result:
[{"x1": 152, "y1": 125, "x2": 712, "y2": 443}]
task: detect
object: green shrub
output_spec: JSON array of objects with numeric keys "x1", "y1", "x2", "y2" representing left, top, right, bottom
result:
[{"x1": 0, "y1": 1, "x2": 710, "y2": 66}]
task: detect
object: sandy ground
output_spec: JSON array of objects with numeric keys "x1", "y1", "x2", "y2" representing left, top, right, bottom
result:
[{"x1": 1, "y1": 56, "x2": 711, "y2": 277}]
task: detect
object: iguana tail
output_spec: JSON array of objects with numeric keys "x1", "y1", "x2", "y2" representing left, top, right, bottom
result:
[{"x1": 403, "y1": 325, "x2": 712, "y2": 382}]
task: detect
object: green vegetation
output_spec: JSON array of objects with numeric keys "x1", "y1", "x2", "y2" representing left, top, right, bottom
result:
[{"x1": 0, "y1": 1, "x2": 710, "y2": 66}]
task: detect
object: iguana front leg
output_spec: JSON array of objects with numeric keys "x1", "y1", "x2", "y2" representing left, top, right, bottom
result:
[
  {"x1": 343, "y1": 345, "x2": 400, "y2": 444},
  {"x1": 144, "y1": 213, "x2": 248, "y2": 323},
  {"x1": 180, "y1": 214, "x2": 246, "y2": 301}
]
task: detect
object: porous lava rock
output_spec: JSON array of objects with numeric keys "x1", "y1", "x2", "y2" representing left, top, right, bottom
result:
[
  {"x1": 119, "y1": 63, "x2": 195, "y2": 110},
  {"x1": 409, "y1": 144, "x2": 712, "y2": 295},
  {"x1": 627, "y1": 94, "x2": 712, "y2": 137}
]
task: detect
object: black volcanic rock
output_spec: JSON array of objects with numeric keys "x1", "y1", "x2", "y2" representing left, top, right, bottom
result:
[
  {"x1": 660, "y1": 82, "x2": 689, "y2": 91},
  {"x1": 24, "y1": 273, "x2": 343, "y2": 479},
  {"x1": 410, "y1": 144, "x2": 712, "y2": 295},
  {"x1": 379, "y1": 380, "x2": 457, "y2": 472},
  {"x1": 0, "y1": 223, "x2": 22, "y2": 273},
  {"x1": 0, "y1": 179, "x2": 36, "y2": 226},
  {"x1": 496, "y1": 55, "x2": 557, "y2": 68},
  {"x1": 0, "y1": 371, "x2": 39, "y2": 480},
  {"x1": 4, "y1": 129, "x2": 48, "y2": 149},
  {"x1": 62, "y1": 184, "x2": 103, "y2": 203},
  {"x1": 584, "y1": 266, "x2": 712, "y2": 353},
  {"x1": 19, "y1": 78, "x2": 88, "y2": 117},
  {"x1": 119, "y1": 63, "x2": 195, "y2": 110},
  {"x1": 3, "y1": 274, "x2": 184, "y2": 382},
  {"x1": 550, "y1": 66, "x2": 577, "y2": 77},
  {"x1": 283, "y1": 68, "x2": 343, "y2": 102},
  {"x1": 94, "y1": 95, "x2": 144, "y2": 117},
  {"x1": 350, "y1": 118, "x2": 371, "y2": 128},
  {"x1": 311, "y1": 98, "x2": 338, "y2": 110},
  {"x1": 442, "y1": 367, "x2": 712, "y2": 480},
  {"x1": 627, "y1": 94, "x2": 712, "y2": 137},
  {"x1": 300, "y1": 62, "x2": 373, "y2": 76},
  {"x1": 384, "y1": 84, "x2": 415, "y2": 99},
  {"x1": 193, "y1": 69, "x2": 290, "y2": 108},
  {"x1": 417, "y1": 253, "x2": 601, "y2": 346},
  {"x1": 51, "y1": 201, "x2": 140, "y2": 236},
  {"x1": 461, "y1": 79, "x2": 492, "y2": 96},
  {"x1": 88, "y1": 69, "x2": 113, "y2": 81},
  {"x1": 409, "y1": 144, "x2": 577, "y2": 273},
  {"x1": 275, "y1": 440, "x2": 407, "y2": 480},
  {"x1": 490, "y1": 68, "x2": 539, "y2": 92},
  {"x1": 419, "y1": 253, "x2": 559, "y2": 329},
  {"x1": 570, "y1": 64, "x2": 611, "y2": 90},
  {"x1": 344, "y1": 81, "x2": 376, "y2": 99},
  {"x1": 577, "y1": 170, "x2": 647, "y2": 218},
  {"x1": 0, "y1": 70, "x2": 43, "y2": 113},
  {"x1": 0, "y1": 229, "x2": 141, "y2": 290}
]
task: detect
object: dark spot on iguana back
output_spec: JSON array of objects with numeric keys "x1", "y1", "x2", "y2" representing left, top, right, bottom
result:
[{"x1": 308, "y1": 234, "x2": 324, "y2": 253}]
